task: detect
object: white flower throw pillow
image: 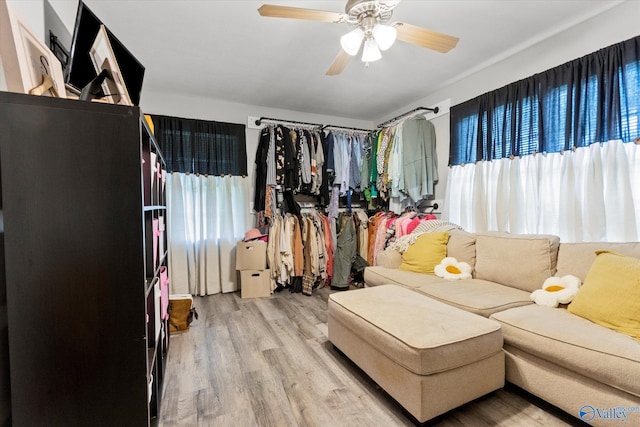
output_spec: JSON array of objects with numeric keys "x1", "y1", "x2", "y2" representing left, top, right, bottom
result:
[
  {"x1": 530, "y1": 275, "x2": 582, "y2": 308},
  {"x1": 434, "y1": 257, "x2": 472, "y2": 280}
]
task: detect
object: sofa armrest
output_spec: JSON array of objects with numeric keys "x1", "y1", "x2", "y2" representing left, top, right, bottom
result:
[{"x1": 376, "y1": 249, "x2": 402, "y2": 269}]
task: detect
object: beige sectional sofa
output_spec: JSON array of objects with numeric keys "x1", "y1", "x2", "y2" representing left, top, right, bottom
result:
[{"x1": 360, "y1": 230, "x2": 640, "y2": 425}]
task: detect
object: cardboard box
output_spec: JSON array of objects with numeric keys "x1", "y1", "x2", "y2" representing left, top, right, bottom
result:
[
  {"x1": 236, "y1": 240, "x2": 267, "y2": 270},
  {"x1": 240, "y1": 269, "x2": 271, "y2": 298}
]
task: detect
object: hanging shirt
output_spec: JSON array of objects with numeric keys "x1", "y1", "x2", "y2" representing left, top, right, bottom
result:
[
  {"x1": 369, "y1": 131, "x2": 381, "y2": 198},
  {"x1": 267, "y1": 216, "x2": 280, "y2": 291},
  {"x1": 312, "y1": 131, "x2": 325, "y2": 195},
  {"x1": 340, "y1": 134, "x2": 351, "y2": 195},
  {"x1": 402, "y1": 116, "x2": 438, "y2": 202},
  {"x1": 390, "y1": 124, "x2": 404, "y2": 197},
  {"x1": 376, "y1": 128, "x2": 391, "y2": 194},
  {"x1": 326, "y1": 131, "x2": 335, "y2": 181},
  {"x1": 254, "y1": 126, "x2": 273, "y2": 212},
  {"x1": 355, "y1": 209, "x2": 369, "y2": 260},
  {"x1": 265, "y1": 126, "x2": 277, "y2": 187},
  {"x1": 333, "y1": 133, "x2": 344, "y2": 193},
  {"x1": 275, "y1": 126, "x2": 286, "y2": 187},
  {"x1": 332, "y1": 214, "x2": 356, "y2": 289},
  {"x1": 279, "y1": 216, "x2": 294, "y2": 284},
  {"x1": 349, "y1": 135, "x2": 362, "y2": 192},
  {"x1": 328, "y1": 185, "x2": 340, "y2": 219},
  {"x1": 292, "y1": 215, "x2": 304, "y2": 277},
  {"x1": 360, "y1": 134, "x2": 372, "y2": 200},
  {"x1": 322, "y1": 215, "x2": 334, "y2": 282}
]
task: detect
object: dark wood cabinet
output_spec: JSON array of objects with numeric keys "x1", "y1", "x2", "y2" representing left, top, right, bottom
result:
[{"x1": 0, "y1": 92, "x2": 168, "y2": 426}]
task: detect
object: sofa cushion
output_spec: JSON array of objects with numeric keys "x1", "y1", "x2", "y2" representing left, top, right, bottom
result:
[
  {"x1": 364, "y1": 266, "x2": 446, "y2": 288},
  {"x1": 568, "y1": 251, "x2": 640, "y2": 340},
  {"x1": 398, "y1": 232, "x2": 448, "y2": 274},
  {"x1": 474, "y1": 233, "x2": 560, "y2": 292},
  {"x1": 491, "y1": 304, "x2": 640, "y2": 397},
  {"x1": 375, "y1": 248, "x2": 402, "y2": 269},
  {"x1": 446, "y1": 229, "x2": 477, "y2": 271},
  {"x1": 328, "y1": 285, "x2": 503, "y2": 376},
  {"x1": 415, "y1": 279, "x2": 533, "y2": 317},
  {"x1": 556, "y1": 242, "x2": 640, "y2": 281}
]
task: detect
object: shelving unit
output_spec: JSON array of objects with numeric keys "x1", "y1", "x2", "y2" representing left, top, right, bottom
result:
[{"x1": 0, "y1": 91, "x2": 168, "y2": 426}]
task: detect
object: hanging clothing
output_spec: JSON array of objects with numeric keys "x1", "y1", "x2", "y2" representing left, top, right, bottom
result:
[
  {"x1": 322, "y1": 215, "x2": 334, "y2": 284},
  {"x1": 292, "y1": 215, "x2": 304, "y2": 277},
  {"x1": 401, "y1": 116, "x2": 438, "y2": 202},
  {"x1": 319, "y1": 132, "x2": 330, "y2": 206},
  {"x1": 359, "y1": 118, "x2": 439, "y2": 214},
  {"x1": 354, "y1": 209, "x2": 369, "y2": 260},
  {"x1": 349, "y1": 135, "x2": 363, "y2": 192},
  {"x1": 332, "y1": 213, "x2": 356, "y2": 289},
  {"x1": 254, "y1": 126, "x2": 270, "y2": 212},
  {"x1": 265, "y1": 209, "x2": 335, "y2": 295}
]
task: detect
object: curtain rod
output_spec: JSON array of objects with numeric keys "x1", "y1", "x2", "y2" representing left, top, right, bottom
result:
[
  {"x1": 376, "y1": 106, "x2": 439, "y2": 128},
  {"x1": 254, "y1": 116, "x2": 323, "y2": 128}
]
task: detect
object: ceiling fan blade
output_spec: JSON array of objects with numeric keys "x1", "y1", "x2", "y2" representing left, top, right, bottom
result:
[
  {"x1": 326, "y1": 49, "x2": 351, "y2": 76},
  {"x1": 395, "y1": 22, "x2": 459, "y2": 53},
  {"x1": 258, "y1": 4, "x2": 343, "y2": 23}
]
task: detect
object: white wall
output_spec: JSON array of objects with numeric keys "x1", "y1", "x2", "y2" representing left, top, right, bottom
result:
[{"x1": 382, "y1": 0, "x2": 640, "y2": 205}]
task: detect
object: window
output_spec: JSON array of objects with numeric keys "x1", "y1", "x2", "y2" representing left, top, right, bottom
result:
[
  {"x1": 151, "y1": 114, "x2": 247, "y2": 176},
  {"x1": 450, "y1": 36, "x2": 640, "y2": 166}
]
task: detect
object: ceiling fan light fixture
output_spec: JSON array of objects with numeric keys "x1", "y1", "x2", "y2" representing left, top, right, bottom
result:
[
  {"x1": 372, "y1": 23, "x2": 397, "y2": 51},
  {"x1": 361, "y1": 38, "x2": 382, "y2": 62},
  {"x1": 340, "y1": 27, "x2": 365, "y2": 56}
]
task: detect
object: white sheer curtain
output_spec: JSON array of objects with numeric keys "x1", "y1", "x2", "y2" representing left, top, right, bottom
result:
[
  {"x1": 166, "y1": 173, "x2": 251, "y2": 295},
  {"x1": 444, "y1": 140, "x2": 640, "y2": 242}
]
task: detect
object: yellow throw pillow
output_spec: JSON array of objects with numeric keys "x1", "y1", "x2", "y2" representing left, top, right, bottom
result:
[
  {"x1": 398, "y1": 232, "x2": 449, "y2": 274},
  {"x1": 568, "y1": 251, "x2": 640, "y2": 340}
]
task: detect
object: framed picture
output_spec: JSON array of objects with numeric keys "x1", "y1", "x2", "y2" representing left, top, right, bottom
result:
[
  {"x1": 0, "y1": 0, "x2": 65, "y2": 97},
  {"x1": 49, "y1": 31, "x2": 70, "y2": 73},
  {"x1": 88, "y1": 25, "x2": 132, "y2": 106},
  {"x1": 0, "y1": 0, "x2": 21, "y2": 92}
]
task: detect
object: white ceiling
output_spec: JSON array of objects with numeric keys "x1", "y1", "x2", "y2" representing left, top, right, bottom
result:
[{"x1": 68, "y1": 0, "x2": 623, "y2": 122}]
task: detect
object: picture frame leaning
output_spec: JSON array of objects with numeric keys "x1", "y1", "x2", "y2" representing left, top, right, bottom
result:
[
  {"x1": 88, "y1": 24, "x2": 133, "y2": 106},
  {"x1": 0, "y1": 0, "x2": 65, "y2": 97}
]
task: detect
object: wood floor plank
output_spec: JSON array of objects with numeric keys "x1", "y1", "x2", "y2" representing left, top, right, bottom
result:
[
  {"x1": 235, "y1": 300, "x2": 285, "y2": 351},
  {"x1": 243, "y1": 368, "x2": 298, "y2": 427},
  {"x1": 210, "y1": 407, "x2": 257, "y2": 427},
  {"x1": 159, "y1": 289, "x2": 581, "y2": 427},
  {"x1": 262, "y1": 346, "x2": 336, "y2": 427}
]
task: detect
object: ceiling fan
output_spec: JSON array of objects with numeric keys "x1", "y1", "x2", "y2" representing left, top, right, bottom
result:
[{"x1": 258, "y1": 0, "x2": 459, "y2": 76}]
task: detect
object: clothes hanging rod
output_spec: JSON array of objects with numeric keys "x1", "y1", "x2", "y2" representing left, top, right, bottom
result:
[
  {"x1": 254, "y1": 116, "x2": 323, "y2": 128},
  {"x1": 321, "y1": 124, "x2": 372, "y2": 133},
  {"x1": 255, "y1": 117, "x2": 371, "y2": 133},
  {"x1": 376, "y1": 106, "x2": 439, "y2": 128}
]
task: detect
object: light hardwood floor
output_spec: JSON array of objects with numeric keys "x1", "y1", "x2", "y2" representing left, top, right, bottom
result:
[{"x1": 159, "y1": 287, "x2": 585, "y2": 427}]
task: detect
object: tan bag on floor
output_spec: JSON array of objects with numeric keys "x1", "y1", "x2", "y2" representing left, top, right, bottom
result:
[{"x1": 168, "y1": 294, "x2": 198, "y2": 333}]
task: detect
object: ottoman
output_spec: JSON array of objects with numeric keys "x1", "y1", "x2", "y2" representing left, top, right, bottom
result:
[{"x1": 328, "y1": 284, "x2": 504, "y2": 423}]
